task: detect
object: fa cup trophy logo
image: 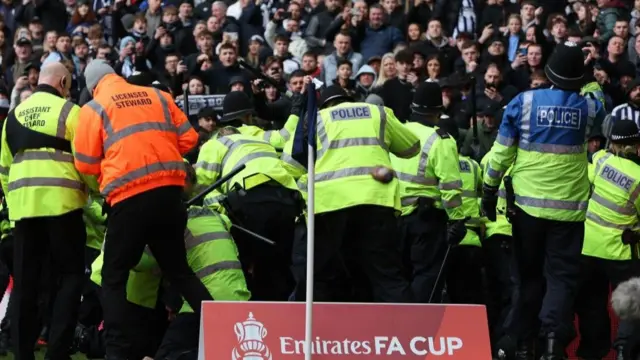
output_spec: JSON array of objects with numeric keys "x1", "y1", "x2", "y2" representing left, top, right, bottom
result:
[{"x1": 232, "y1": 312, "x2": 273, "y2": 360}]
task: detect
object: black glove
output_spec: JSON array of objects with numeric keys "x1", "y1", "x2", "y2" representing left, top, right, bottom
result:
[
  {"x1": 481, "y1": 183, "x2": 499, "y2": 221},
  {"x1": 447, "y1": 219, "x2": 467, "y2": 245},
  {"x1": 290, "y1": 91, "x2": 307, "y2": 116}
]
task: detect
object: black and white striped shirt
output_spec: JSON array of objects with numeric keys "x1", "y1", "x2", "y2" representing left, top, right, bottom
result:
[
  {"x1": 453, "y1": 0, "x2": 477, "y2": 39},
  {"x1": 611, "y1": 103, "x2": 640, "y2": 129}
]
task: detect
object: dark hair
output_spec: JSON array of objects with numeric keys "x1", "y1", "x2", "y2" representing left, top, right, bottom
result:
[
  {"x1": 275, "y1": 34, "x2": 290, "y2": 44},
  {"x1": 302, "y1": 51, "x2": 316, "y2": 59},
  {"x1": 70, "y1": 5, "x2": 97, "y2": 26},
  {"x1": 219, "y1": 42, "x2": 237, "y2": 53},
  {"x1": 336, "y1": 30, "x2": 351, "y2": 39},
  {"x1": 289, "y1": 69, "x2": 306, "y2": 80},
  {"x1": 394, "y1": 49, "x2": 413, "y2": 64},
  {"x1": 337, "y1": 59, "x2": 353, "y2": 69},
  {"x1": 566, "y1": 28, "x2": 583, "y2": 38},
  {"x1": 198, "y1": 30, "x2": 213, "y2": 39},
  {"x1": 461, "y1": 41, "x2": 477, "y2": 51}
]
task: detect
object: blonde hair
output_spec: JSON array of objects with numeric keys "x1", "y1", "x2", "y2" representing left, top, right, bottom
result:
[
  {"x1": 609, "y1": 143, "x2": 638, "y2": 157},
  {"x1": 374, "y1": 53, "x2": 396, "y2": 88}
]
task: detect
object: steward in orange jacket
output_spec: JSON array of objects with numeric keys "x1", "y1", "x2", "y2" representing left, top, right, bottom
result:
[{"x1": 74, "y1": 60, "x2": 214, "y2": 360}]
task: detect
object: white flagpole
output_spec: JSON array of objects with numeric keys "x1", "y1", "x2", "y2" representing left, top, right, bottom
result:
[{"x1": 304, "y1": 86, "x2": 316, "y2": 360}]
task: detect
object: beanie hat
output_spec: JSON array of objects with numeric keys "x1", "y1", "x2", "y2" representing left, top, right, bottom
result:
[{"x1": 85, "y1": 59, "x2": 115, "y2": 93}]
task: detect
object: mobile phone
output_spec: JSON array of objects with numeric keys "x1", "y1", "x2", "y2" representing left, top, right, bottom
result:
[
  {"x1": 518, "y1": 48, "x2": 527, "y2": 56},
  {"x1": 282, "y1": 11, "x2": 292, "y2": 18}
]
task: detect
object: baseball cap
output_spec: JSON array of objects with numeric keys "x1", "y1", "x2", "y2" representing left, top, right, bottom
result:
[{"x1": 16, "y1": 37, "x2": 32, "y2": 46}]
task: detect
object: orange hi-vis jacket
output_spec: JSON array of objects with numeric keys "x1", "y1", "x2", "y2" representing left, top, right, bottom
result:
[{"x1": 74, "y1": 74, "x2": 198, "y2": 205}]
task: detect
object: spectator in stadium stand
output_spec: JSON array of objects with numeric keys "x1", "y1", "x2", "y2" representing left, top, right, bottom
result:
[
  {"x1": 353, "y1": 5, "x2": 404, "y2": 61},
  {"x1": 597, "y1": 0, "x2": 629, "y2": 45},
  {"x1": 321, "y1": 31, "x2": 363, "y2": 85},
  {"x1": 301, "y1": 51, "x2": 321, "y2": 78},
  {"x1": 305, "y1": 0, "x2": 343, "y2": 54},
  {"x1": 380, "y1": 49, "x2": 419, "y2": 122}
]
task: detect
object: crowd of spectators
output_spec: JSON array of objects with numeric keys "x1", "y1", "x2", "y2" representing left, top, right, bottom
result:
[{"x1": 0, "y1": 0, "x2": 637, "y2": 148}]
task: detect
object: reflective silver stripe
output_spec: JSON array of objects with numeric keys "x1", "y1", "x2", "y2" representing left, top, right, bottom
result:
[
  {"x1": 377, "y1": 105, "x2": 388, "y2": 151},
  {"x1": 234, "y1": 152, "x2": 277, "y2": 169},
  {"x1": 0, "y1": 166, "x2": 7, "y2": 176},
  {"x1": 86, "y1": 100, "x2": 113, "y2": 134},
  {"x1": 328, "y1": 137, "x2": 380, "y2": 149},
  {"x1": 184, "y1": 230, "x2": 230, "y2": 250},
  {"x1": 75, "y1": 152, "x2": 101, "y2": 165},
  {"x1": 395, "y1": 141, "x2": 420, "y2": 158},
  {"x1": 316, "y1": 112, "x2": 329, "y2": 159},
  {"x1": 203, "y1": 194, "x2": 226, "y2": 206},
  {"x1": 417, "y1": 132, "x2": 439, "y2": 176},
  {"x1": 281, "y1": 153, "x2": 305, "y2": 170},
  {"x1": 104, "y1": 122, "x2": 177, "y2": 152},
  {"x1": 13, "y1": 151, "x2": 73, "y2": 164},
  {"x1": 461, "y1": 190, "x2": 478, "y2": 198},
  {"x1": 516, "y1": 195, "x2": 588, "y2": 211},
  {"x1": 520, "y1": 91, "x2": 533, "y2": 141},
  {"x1": 219, "y1": 138, "x2": 268, "y2": 169},
  {"x1": 315, "y1": 166, "x2": 376, "y2": 182},
  {"x1": 395, "y1": 171, "x2": 438, "y2": 185},
  {"x1": 153, "y1": 88, "x2": 173, "y2": 126},
  {"x1": 443, "y1": 195, "x2": 462, "y2": 208},
  {"x1": 439, "y1": 180, "x2": 462, "y2": 190},
  {"x1": 187, "y1": 206, "x2": 215, "y2": 218},
  {"x1": 471, "y1": 161, "x2": 480, "y2": 196},
  {"x1": 401, "y1": 195, "x2": 439, "y2": 207},
  {"x1": 586, "y1": 210, "x2": 629, "y2": 230},
  {"x1": 518, "y1": 140, "x2": 584, "y2": 154},
  {"x1": 296, "y1": 179, "x2": 307, "y2": 191},
  {"x1": 7, "y1": 177, "x2": 86, "y2": 191},
  {"x1": 280, "y1": 127, "x2": 290, "y2": 141},
  {"x1": 263, "y1": 131, "x2": 272, "y2": 142},
  {"x1": 486, "y1": 166, "x2": 504, "y2": 180},
  {"x1": 590, "y1": 192, "x2": 636, "y2": 215},
  {"x1": 100, "y1": 160, "x2": 185, "y2": 196},
  {"x1": 196, "y1": 260, "x2": 243, "y2": 278},
  {"x1": 177, "y1": 121, "x2": 193, "y2": 135},
  {"x1": 498, "y1": 188, "x2": 506, "y2": 199},
  {"x1": 58, "y1": 100, "x2": 75, "y2": 138},
  {"x1": 594, "y1": 153, "x2": 612, "y2": 176},
  {"x1": 496, "y1": 134, "x2": 515, "y2": 147},
  {"x1": 194, "y1": 161, "x2": 220, "y2": 173}
]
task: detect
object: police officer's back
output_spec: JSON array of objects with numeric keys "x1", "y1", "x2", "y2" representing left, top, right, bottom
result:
[
  {"x1": 195, "y1": 125, "x2": 300, "y2": 301},
  {"x1": 294, "y1": 86, "x2": 420, "y2": 303},
  {"x1": 391, "y1": 82, "x2": 467, "y2": 303},
  {"x1": 481, "y1": 42, "x2": 606, "y2": 359}
]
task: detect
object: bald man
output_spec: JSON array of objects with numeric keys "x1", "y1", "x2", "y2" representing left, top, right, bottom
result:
[{"x1": 0, "y1": 61, "x2": 94, "y2": 360}]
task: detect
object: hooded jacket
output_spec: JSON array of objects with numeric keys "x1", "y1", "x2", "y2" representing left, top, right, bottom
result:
[{"x1": 355, "y1": 64, "x2": 377, "y2": 100}]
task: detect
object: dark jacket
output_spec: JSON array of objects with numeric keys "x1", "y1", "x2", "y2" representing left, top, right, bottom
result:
[{"x1": 597, "y1": 0, "x2": 628, "y2": 45}]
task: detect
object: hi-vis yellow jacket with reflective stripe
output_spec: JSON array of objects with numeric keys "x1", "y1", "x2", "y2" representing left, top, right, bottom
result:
[
  {"x1": 90, "y1": 245, "x2": 161, "y2": 309},
  {"x1": 390, "y1": 122, "x2": 464, "y2": 220},
  {"x1": 83, "y1": 195, "x2": 106, "y2": 251},
  {"x1": 310, "y1": 103, "x2": 419, "y2": 214},
  {"x1": 0, "y1": 91, "x2": 89, "y2": 220},
  {"x1": 237, "y1": 115, "x2": 299, "y2": 150},
  {"x1": 195, "y1": 133, "x2": 298, "y2": 199},
  {"x1": 90, "y1": 206, "x2": 250, "y2": 309},
  {"x1": 583, "y1": 150, "x2": 640, "y2": 260},
  {"x1": 459, "y1": 155, "x2": 482, "y2": 247},
  {"x1": 481, "y1": 152, "x2": 512, "y2": 238},
  {"x1": 483, "y1": 89, "x2": 603, "y2": 222}
]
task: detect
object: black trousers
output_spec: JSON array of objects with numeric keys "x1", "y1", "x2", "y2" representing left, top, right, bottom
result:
[
  {"x1": 154, "y1": 313, "x2": 199, "y2": 360},
  {"x1": 0, "y1": 234, "x2": 13, "y2": 303},
  {"x1": 446, "y1": 245, "x2": 485, "y2": 305},
  {"x1": 226, "y1": 184, "x2": 299, "y2": 301},
  {"x1": 398, "y1": 208, "x2": 448, "y2": 303},
  {"x1": 483, "y1": 234, "x2": 515, "y2": 348},
  {"x1": 296, "y1": 205, "x2": 412, "y2": 303},
  {"x1": 78, "y1": 247, "x2": 102, "y2": 327},
  {"x1": 101, "y1": 186, "x2": 212, "y2": 359},
  {"x1": 574, "y1": 255, "x2": 640, "y2": 359},
  {"x1": 12, "y1": 209, "x2": 86, "y2": 360},
  {"x1": 505, "y1": 207, "x2": 583, "y2": 345}
]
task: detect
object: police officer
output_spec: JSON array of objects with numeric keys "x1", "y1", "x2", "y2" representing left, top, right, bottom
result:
[
  {"x1": 574, "y1": 120, "x2": 640, "y2": 360},
  {"x1": 391, "y1": 82, "x2": 467, "y2": 303},
  {"x1": 481, "y1": 42, "x2": 607, "y2": 359},
  {"x1": 195, "y1": 125, "x2": 300, "y2": 300},
  {"x1": 438, "y1": 117, "x2": 485, "y2": 305},
  {"x1": 292, "y1": 86, "x2": 420, "y2": 303},
  {"x1": 0, "y1": 62, "x2": 90, "y2": 360}
]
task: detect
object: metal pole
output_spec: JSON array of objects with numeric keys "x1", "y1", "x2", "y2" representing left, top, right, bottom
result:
[{"x1": 304, "y1": 85, "x2": 316, "y2": 360}]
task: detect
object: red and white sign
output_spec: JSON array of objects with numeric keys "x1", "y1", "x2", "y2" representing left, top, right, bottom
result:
[{"x1": 199, "y1": 302, "x2": 492, "y2": 359}]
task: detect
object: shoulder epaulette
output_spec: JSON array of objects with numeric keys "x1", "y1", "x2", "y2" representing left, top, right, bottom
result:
[{"x1": 435, "y1": 128, "x2": 450, "y2": 139}]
